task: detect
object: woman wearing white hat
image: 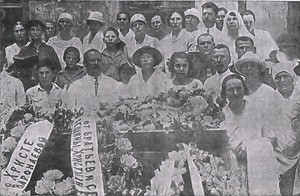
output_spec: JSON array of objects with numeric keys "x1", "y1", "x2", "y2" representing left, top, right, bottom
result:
[
  {"x1": 48, "y1": 13, "x2": 83, "y2": 69},
  {"x1": 126, "y1": 13, "x2": 158, "y2": 58},
  {"x1": 233, "y1": 51, "x2": 287, "y2": 195},
  {"x1": 82, "y1": 11, "x2": 106, "y2": 54}
]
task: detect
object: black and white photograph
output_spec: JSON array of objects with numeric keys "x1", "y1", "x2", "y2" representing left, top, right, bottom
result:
[{"x1": 0, "y1": 0, "x2": 300, "y2": 195}]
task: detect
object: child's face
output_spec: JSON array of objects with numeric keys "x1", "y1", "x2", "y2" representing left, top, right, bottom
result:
[
  {"x1": 120, "y1": 66, "x2": 134, "y2": 84},
  {"x1": 103, "y1": 31, "x2": 119, "y2": 47},
  {"x1": 65, "y1": 52, "x2": 79, "y2": 68}
]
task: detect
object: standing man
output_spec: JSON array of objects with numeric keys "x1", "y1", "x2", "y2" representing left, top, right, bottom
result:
[
  {"x1": 150, "y1": 15, "x2": 166, "y2": 41},
  {"x1": 116, "y1": 11, "x2": 134, "y2": 45},
  {"x1": 204, "y1": 44, "x2": 232, "y2": 100},
  {"x1": 17, "y1": 20, "x2": 60, "y2": 90},
  {"x1": 83, "y1": 11, "x2": 106, "y2": 54},
  {"x1": 189, "y1": 33, "x2": 215, "y2": 83},
  {"x1": 67, "y1": 49, "x2": 120, "y2": 115},
  {"x1": 216, "y1": 7, "x2": 227, "y2": 31},
  {"x1": 241, "y1": 10, "x2": 278, "y2": 60},
  {"x1": 44, "y1": 20, "x2": 56, "y2": 42},
  {"x1": 199, "y1": 2, "x2": 220, "y2": 39}
]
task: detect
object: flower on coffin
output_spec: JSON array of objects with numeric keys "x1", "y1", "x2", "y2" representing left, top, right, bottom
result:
[
  {"x1": 53, "y1": 177, "x2": 75, "y2": 195},
  {"x1": 1, "y1": 137, "x2": 17, "y2": 152},
  {"x1": 43, "y1": 169, "x2": 64, "y2": 181},
  {"x1": 114, "y1": 137, "x2": 133, "y2": 153},
  {"x1": 107, "y1": 174, "x2": 126, "y2": 193},
  {"x1": 10, "y1": 124, "x2": 26, "y2": 139},
  {"x1": 99, "y1": 152, "x2": 113, "y2": 170},
  {"x1": 120, "y1": 154, "x2": 138, "y2": 170}
]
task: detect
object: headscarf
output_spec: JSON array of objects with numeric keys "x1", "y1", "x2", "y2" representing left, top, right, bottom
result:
[
  {"x1": 216, "y1": 10, "x2": 253, "y2": 45},
  {"x1": 272, "y1": 62, "x2": 297, "y2": 86}
]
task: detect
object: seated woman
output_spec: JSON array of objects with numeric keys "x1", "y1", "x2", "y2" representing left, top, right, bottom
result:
[
  {"x1": 166, "y1": 52, "x2": 203, "y2": 91},
  {"x1": 220, "y1": 74, "x2": 280, "y2": 195},
  {"x1": 125, "y1": 45, "x2": 168, "y2": 98},
  {"x1": 26, "y1": 58, "x2": 65, "y2": 118},
  {"x1": 55, "y1": 46, "x2": 86, "y2": 89}
]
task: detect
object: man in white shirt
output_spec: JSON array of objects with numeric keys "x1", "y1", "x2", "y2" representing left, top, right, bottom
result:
[
  {"x1": 116, "y1": 11, "x2": 135, "y2": 45},
  {"x1": 204, "y1": 44, "x2": 232, "y2": 100},
  {"x1": 241, "y1": 10, "x2": 278, "y2": 60},
  {"x1": 0, "y1": 48, "x2": 26, "y2": 120},
  {"x1": 67, "y1": 49, "x2": 119, "y2": 115},
  {"x1": 199, "y1": 2, "x2": 220, "y2": 40}
]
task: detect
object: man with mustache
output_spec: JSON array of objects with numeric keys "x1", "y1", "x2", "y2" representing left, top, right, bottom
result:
[
  {"x1": 204, "y1": 44, "x2": 233, "y2": 100},
  {"x1": 67, "y1": 49, "x2": 120, "y2": 115}
]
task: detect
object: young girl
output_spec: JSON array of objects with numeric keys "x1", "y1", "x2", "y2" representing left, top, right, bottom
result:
[{"x1": 55, "y1": 46, "x2": 86, "y2": 89}]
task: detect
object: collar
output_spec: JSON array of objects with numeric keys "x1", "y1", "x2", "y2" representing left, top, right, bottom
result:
[
  {"x1": 170, "y1": 29, "x2": 187, "y2": 42},
  {"x1": 37, "y1": 82, "x2": 59, "y2": 93},
  {"x1": 102, "y1": 48, "x2": 123, "y2": 58}
]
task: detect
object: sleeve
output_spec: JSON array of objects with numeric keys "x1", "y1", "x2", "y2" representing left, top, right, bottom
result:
[{"x1": 15, "y1": 79, "x2": 26, "y2": 107}]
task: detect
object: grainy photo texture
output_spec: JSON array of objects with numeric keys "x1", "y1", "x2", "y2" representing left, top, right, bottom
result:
[{"x1": 0, "y1": 0, "x2": 300, "y2": 195}]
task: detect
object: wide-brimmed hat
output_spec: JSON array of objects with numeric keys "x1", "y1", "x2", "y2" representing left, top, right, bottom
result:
[
  {"x1": 86, "y1": 11, "x2": 105, "y2": 24},
  {"x1": 184, "y1": 8, "x2": 201, "y2": 22},
  {"x1": 130, "y1": 14, "x2": 147, "y2": 26},
  {"x1": 25, "y1": 20, "x2": 46, "y2": 31},
  {"x1": 58, "y1": 13, "x2": 73, "y2": 24},
  {"x1": 132, "y1": 46, "x2": 162, "y2": 67},
  {"x1": 234, "y1": 51, "x2": 266, "y2": 75}
]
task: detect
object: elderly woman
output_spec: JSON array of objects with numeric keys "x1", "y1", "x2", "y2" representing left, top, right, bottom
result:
[
  {"x1": 126, "y1": 14, "x2": 158, "y2": 58},
  {"x1": 48, "y1": 13, "x2": 83, "y2": 69},
  {"x1": 5, "y1": 22, "x2": 28, "y2": 70},
  {"x1": 124, "y1": 46, "x2": 167, "y2": 98},
  {"x1": 272, "y1": 63, "x2": 300, "y2": 195},
  {"x1": 220, "y1": 73, "x2": 281, "y2": 195},
  {"x1": 166, "y1": 52, "x2": 203, "y2": 90}
]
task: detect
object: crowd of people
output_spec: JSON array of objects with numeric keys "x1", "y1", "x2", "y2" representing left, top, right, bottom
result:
[{"x1": 1, "y1": 1, "x2": 300, "y2": 195}]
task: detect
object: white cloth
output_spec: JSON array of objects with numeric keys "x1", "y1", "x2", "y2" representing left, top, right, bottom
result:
[
  {"x1": 82, "y1": 31, "x2": 106, "y2": 54},
  {"x1": 5, "y1": 42, "x2": 28, "y2": 70},
  {"x1": 126, "y1": 34, "x2": 159, "y2": 58},
  {"x1": 47, "y1": 36, "x2": 83, "y2": 69},
  {"x1": 221, "y1": 99, "x2": 281, "y2": 195},
  {"x1": 122, "y1": 67, "x2": 168, "y2": 98},
  {"x1": 253, "y1": 29, "x2": 279, "y2": 60},
  {"x1": 67, "y1": 74, "x2": 120, "y2": 115},
  {"x1": 118, "y1": 29, "x2": 135, "y2": 46},
  {"x1": 165, "y1": 78, "x2": 204, "y2": 91},
  {"x1": 204, "y1": 69, "x2": 232, "y2": 99},
  {"x1": 0, "y1": 70, "x2": 25, "y2": 114}
]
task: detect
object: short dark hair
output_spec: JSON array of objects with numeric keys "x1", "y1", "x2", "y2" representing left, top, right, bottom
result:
[
  {"x1": 235, "y1": 36, "x2": 254, "y2": 48},
  {"x1": 37, "y1": 58, "x2": 56, "y2": 72},
  {"x1": 213, "y1": 44, "x2": 230, "y2": 53},
  {"x1": 167, "y1": 11, "x2": 186, "y2": 28},
  {"x1": 169, "y1": 52, "x2": 193, "y2": 77},
  {"x1": 218, "y1": 7, "x2": 228, "y2": 14},
  {"x1": 117, "y1": 11, "x2": 131, "y2": 21},
  {"x1": 83, "y1": 48, "x2": 101, "y2": 62},
  {"x1": 103, "y1": 26, "x2": 119, "y2": 37},
  {"x1": 197, "y1": 33, "x2": 215, "y2": 45},
  {"x1": 220, "y1": 74, "x2": 249, "y2": 101},
  {"x1": 63, "y1": 46, "x2": 80, "y2": 63},
  {"x1": 241, "y1": 10, "x2": 256, "y2": 22},
  {"x1": 202, "y1": 2, "x2": 219, "y2": 15}
]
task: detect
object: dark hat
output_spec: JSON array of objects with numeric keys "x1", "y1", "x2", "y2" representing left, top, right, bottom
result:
[
  {"x1": 132, "y1": 46, "x2": 162, "y2": 67},
  {"x1": 25, "y1": 20, "x2": 46, "y2": 31}
]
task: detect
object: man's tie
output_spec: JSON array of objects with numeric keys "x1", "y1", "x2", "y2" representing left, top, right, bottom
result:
[{"x1": 94, "y1": 77, "x2": 99, "y2": 96}]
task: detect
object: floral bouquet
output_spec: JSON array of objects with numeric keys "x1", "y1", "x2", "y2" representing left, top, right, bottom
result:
[
  {"x1": 96, "y1": 85, "x2": 224, "y2": 133},
  {"x1": 97, "y1": 121, "x2": 144, "y2": 196}
]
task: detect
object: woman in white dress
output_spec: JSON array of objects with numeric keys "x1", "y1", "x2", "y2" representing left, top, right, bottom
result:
[
  {"x1": 5, "y1": 22, "x2": 28, "y2": 71},
  {"x1": 48, "y1": 13, "x2": 83, "y2": 69},
  {"x1": 220, "y1": 73, "x2": 281, "y2": 195},
  {"x1": 166, "y1": 51, "x2": 203, "y2": 91}
]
